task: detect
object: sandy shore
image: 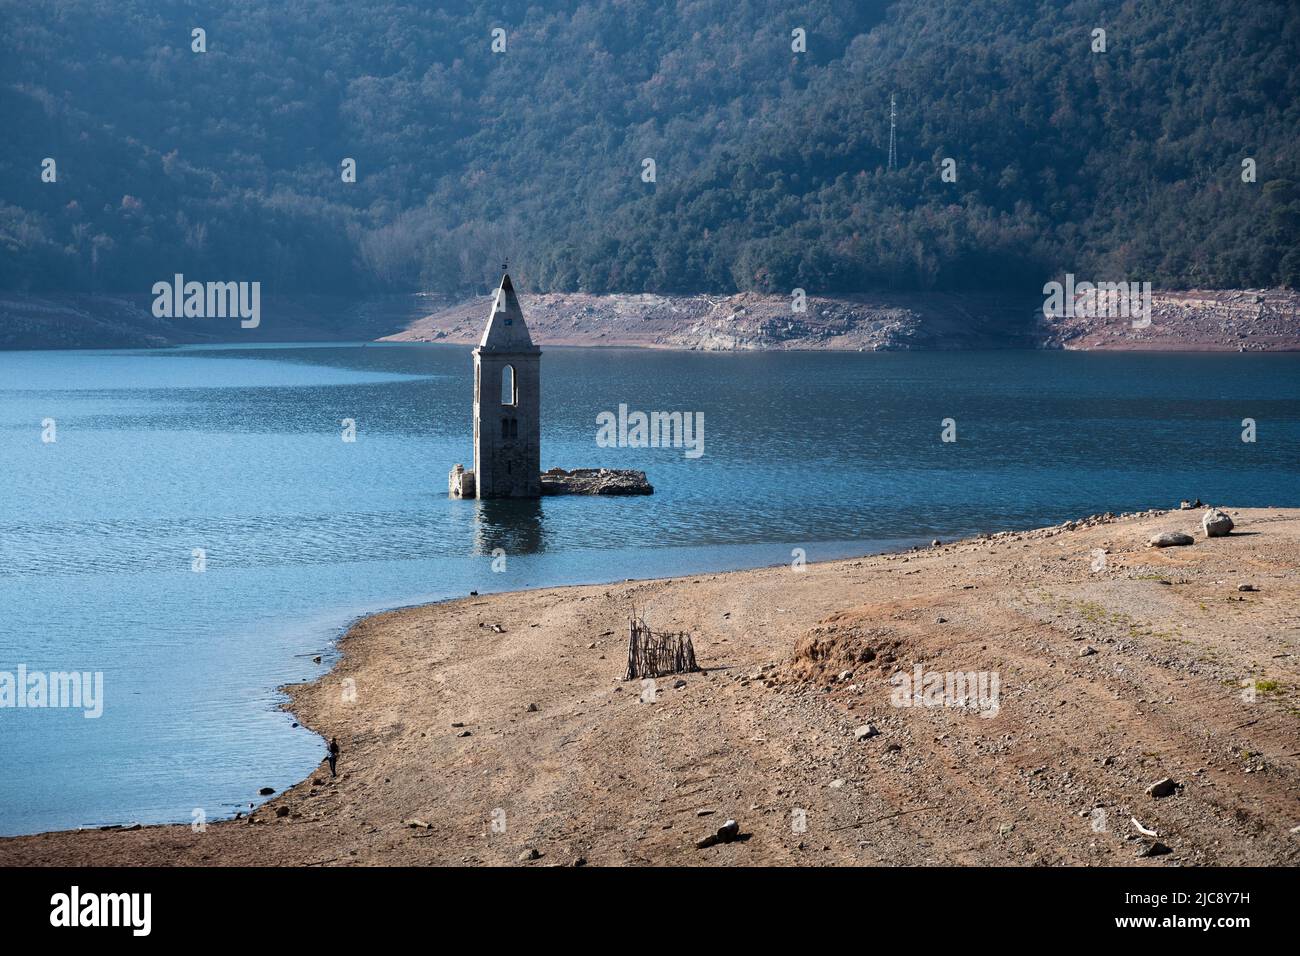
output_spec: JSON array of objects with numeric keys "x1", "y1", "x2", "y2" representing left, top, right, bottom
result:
[{"x1": 3, "y1": 507, "x2": 1298, "y2": 866}]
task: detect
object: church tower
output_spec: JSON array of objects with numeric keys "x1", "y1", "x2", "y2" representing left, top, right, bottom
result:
[{"x1": 470, "y1": 271, "x2": 541, "y2": 498}]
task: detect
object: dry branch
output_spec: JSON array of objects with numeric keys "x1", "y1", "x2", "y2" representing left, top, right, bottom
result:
[{"x1": 623, "y1": 615, "x2": 700, "y2": 680}]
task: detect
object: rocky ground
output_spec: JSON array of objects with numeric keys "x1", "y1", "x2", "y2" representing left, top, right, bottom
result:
[
  {"x1": 382, "y1": 289, "x2": 1039, "y2": 351},
  {"x1": 3, "y1": 507, "x2": 1297, "y2": 867},
  {"x1": 386, "y1": 287, "x2": 1300, "y2": 352},
  {"x1": 1036, "y1": 289, "x2": 1300, "y2": 351}
]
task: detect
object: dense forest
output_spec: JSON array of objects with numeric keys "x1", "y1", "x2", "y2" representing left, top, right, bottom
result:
[{"x1": 2, "y1": 0, "x2": 1298, "y2": 297}]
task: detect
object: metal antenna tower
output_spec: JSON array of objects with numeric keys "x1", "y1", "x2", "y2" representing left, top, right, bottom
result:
[{"x1": 887, "y1": 92, "x2": 897, "y2": 170}]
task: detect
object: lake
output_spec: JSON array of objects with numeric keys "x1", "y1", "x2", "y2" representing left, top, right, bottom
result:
[{"x1": 1, "y1": 343, "x2": 1298, "y2": 836}]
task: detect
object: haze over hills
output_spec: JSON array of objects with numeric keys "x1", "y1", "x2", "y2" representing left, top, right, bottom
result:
[{"x1": 3, "y1": 0, "x2": 1299, "y2": 314}]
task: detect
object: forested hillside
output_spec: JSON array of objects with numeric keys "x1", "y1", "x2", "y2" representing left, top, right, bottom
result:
[{"x1": 3, "y1": 0, "x2": 1298, "y2": 297}]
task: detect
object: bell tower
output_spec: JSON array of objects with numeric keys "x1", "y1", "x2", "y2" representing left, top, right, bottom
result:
[{"x1": 471, "y1": 270, "x2": 541, "y2": 498}]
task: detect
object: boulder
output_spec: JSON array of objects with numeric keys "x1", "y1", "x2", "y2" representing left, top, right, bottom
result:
[
  {"x1": 1146, "y1": 777, "x2": 1179, "y2": 798},
  {"x1": 697, "y1": 819, "x2": 741, "y2": 849},
  {"x1": 1148, "y1": 531, "x2": 1194, "y2": 548},
  {"x1": 1203, "y1": 509, "x2": 1234, "y2": 537}
]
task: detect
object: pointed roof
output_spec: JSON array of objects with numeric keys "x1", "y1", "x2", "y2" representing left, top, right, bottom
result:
[{"x1": 477, "y1": 273, "x2": 539, "y2": 352}]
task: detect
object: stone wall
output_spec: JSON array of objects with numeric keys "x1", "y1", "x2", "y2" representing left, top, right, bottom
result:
[
  {"x1": 473, "y1": 351, "x2": 541, "y2": 498},
  {"x1": 448, "y1": 463, "x2": 476, "y2": 499}
]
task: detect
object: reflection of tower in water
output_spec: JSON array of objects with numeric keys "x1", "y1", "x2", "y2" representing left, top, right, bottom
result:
[{"x1": 472, "y1": 497, "x2": 546, "y2": 557}]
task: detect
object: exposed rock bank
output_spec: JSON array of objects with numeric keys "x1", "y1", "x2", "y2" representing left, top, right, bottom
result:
[
  {"x1": 3, "y1": 506, "x2": 1297, "y2": 866},
  {"x1": 386, "y1": 287, "x2": 1300, "y2": 352},
  {"x1": 1036, "y1": 288, "x2": 1300, "y2": 351}
]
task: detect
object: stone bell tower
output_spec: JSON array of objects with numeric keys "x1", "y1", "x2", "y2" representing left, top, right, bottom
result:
[{"x1": 465, "y1": 270, "x2": 541, "y2": 498}]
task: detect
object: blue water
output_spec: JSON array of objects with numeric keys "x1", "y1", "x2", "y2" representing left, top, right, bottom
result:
[{"x1": 1, "y1": 343, "x2": 1298, "y2": 836}]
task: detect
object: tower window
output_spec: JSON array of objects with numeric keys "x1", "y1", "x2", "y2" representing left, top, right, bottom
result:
[
  {"x1": 501, "y1": 365, "x2": 516, "y2": 406},
  {"x1": 501, "y1": 417, "x2": 509, "y2": 439},
  {"x1": 510, "y1": 418, "x2": 518, "y2": 438}
]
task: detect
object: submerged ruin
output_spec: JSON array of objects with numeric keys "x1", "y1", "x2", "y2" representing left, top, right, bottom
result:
[{"x1": 448, "y1": 268, "x2": 653, "y2": 499}]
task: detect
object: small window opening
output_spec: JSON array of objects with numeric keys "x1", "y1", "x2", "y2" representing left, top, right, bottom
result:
[{"x1": 501, "y1": 365, "x2": 516, "y2": 406}]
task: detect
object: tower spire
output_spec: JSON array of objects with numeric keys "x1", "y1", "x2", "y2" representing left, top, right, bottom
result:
[{"x1": 479, "y1": 272, "x2": 537, "y2": 352}]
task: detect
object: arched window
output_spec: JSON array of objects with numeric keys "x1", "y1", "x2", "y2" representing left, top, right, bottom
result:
[{"x1": 501, "y1": 365, "x2": 516, "y2": 406}]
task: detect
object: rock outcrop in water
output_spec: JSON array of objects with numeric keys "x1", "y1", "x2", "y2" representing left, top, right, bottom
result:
[
  {"x1": 450, "y1": 465, "x2": 653, "y2": 497},
  {"x1": 540, "y1": 468, "x2": 653, "y2": 496}
]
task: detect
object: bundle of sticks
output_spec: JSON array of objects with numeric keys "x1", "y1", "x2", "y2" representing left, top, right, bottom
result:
[{"x1": 623, "y1": 614, "x2": 700, "y2": 680}]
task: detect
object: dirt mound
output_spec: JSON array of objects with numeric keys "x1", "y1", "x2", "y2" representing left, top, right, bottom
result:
[{"x1": 782, "y1": 617, "x2": 908, "y2": 687}]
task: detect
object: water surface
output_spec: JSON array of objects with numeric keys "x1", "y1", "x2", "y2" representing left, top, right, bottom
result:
[{"x1": 2, "y1": 344, "x2": 1298, "y2": 835}]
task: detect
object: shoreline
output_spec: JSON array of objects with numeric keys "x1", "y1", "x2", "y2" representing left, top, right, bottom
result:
[
  {"x1": 2, "y1": 506, "x2": 1298, "y2": 865},
  {"x1": 6, "y1": 288, "x2": 1299, "y2": 352},
  {"x1": 11, "y1": 341, "x2": 1300, "y2": 356}
]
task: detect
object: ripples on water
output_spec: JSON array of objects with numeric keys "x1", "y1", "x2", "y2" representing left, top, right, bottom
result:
[{"x1": 1, "y1": 344, "x2": 1297, "y2": 835}]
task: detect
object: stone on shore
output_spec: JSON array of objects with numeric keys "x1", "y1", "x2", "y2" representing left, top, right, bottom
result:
[
  {"x1": 696, "y1": 819, "x2": 741, "y2": 849},
  {"x1": 1146, "y1": 778, "x2": 1179, "y2": 798},
  {"x1": 1148, "y1": 531, "x2": 1194, "y2": 548},
  {"x1": 1203, "y1": 509, "x2": 1234, "y2": 537}
]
